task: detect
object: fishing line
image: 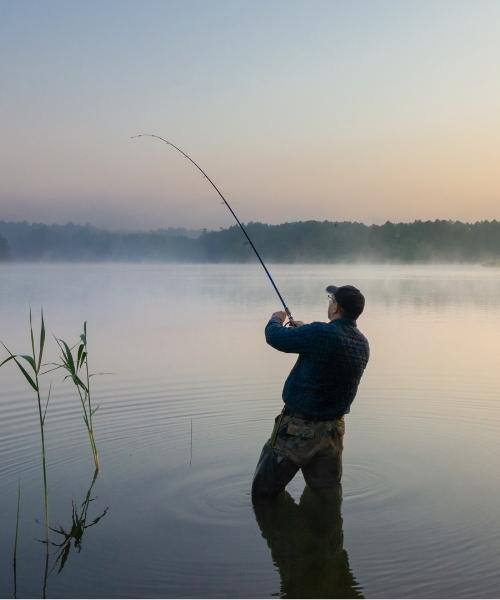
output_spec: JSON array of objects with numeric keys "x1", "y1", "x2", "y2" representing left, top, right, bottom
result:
[{"x1": 131, "y1": 134, "x2": 295, "y2": 323}]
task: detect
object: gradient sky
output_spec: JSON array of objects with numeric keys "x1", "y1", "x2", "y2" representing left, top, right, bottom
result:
[{"x1": 1, "y1": 0, "x2": 500, "y2": 230}]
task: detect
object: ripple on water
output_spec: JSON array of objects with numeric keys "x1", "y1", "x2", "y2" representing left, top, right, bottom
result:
[
  {"x1": 342, "y1": 462, "x2": 391, "y2": 504},
  {"x1": 159, "y1": 459, "x2": 394, "y2": 529},
  {"x1": 161, "y1": 464, "x2": 252, "y2": 527}
]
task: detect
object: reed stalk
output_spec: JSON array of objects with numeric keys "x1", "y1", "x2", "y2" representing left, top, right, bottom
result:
[
  {"x1": 189, "y1": 417, "x2": 193, "y2": 467},
  {"x1": 53, "y1": 322, "x2": 100, "y2": 471},
  {"x1": 13, "y1": 482, "x2": 21, "y2": 599},
  {"x1": 1, "y1": 310, "x2": 50, "y2": 541}
]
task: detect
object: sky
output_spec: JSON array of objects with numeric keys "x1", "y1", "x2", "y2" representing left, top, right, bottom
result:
[{"x1": 1, "y1": 0, "x2": 500, "y2": 230}]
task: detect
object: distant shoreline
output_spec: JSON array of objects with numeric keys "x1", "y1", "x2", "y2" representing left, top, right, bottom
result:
[
  {"x1": 2, "y1": 218, "x2": 500, "y2": 264},
  {"x1": 1, "y1": 259, "x2": 499, "y2": 266}
]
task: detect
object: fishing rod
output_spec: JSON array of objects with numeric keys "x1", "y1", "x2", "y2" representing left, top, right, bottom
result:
[{"x1": 131, "y1": 133, "x2": 295, "y2": 324}]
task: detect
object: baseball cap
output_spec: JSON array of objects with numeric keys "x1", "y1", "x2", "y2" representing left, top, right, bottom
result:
[{"x1": 326, "y1": 284, "x2": 365, "y2": 319}]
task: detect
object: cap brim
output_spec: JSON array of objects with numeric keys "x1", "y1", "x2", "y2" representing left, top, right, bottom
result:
[{"x1": 325, "y1": 285, "x2": 339, "y2": 294}]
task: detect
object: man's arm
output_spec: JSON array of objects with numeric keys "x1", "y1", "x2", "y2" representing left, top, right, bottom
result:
[{"x1": 265, "y1": 311, "x2": 318, "y2": 354}]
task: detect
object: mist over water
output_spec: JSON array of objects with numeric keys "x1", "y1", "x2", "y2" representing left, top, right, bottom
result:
[{"x1": 1, "y1": 263, "x2": 500, "y2": 598}]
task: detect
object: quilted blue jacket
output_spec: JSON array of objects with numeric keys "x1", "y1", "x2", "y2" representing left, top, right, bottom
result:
[{"x1": 265, "y1": 316, "x2": 369, "y2": 419}]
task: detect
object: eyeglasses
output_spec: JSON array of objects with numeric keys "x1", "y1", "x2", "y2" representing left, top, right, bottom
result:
[{"x1": 328, "y1": 294, "x2": 337, "y2": 304}]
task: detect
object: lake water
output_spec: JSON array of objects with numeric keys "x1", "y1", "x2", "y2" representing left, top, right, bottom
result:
[{"x1": 1, "y1": 263, "x2": 500, "y2": 598}]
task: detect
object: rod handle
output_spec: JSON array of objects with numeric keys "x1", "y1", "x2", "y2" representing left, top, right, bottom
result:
[{"x1": 284, "y1": 307, "x2": 298, "y2": 327}]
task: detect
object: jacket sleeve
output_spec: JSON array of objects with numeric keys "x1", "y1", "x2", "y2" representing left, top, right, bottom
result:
[{"x1": 265, "y1": 317, "x2": 319, "y2": 354}]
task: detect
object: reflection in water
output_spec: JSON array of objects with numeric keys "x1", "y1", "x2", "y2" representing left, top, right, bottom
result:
[
  {"x1": 253, "y1": 486, "x2": 363, "y2": 599},
  {"x1": 49, "y1": 470, "x2": 108, "y2": 574},
  {"x1": 15, "y1": 470, "x2": 108, "y2": 597}
]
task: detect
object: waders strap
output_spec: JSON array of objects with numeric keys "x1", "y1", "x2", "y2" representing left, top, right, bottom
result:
[{"x1": 270, "y1": 408, "x2": 285, "y2": 448}]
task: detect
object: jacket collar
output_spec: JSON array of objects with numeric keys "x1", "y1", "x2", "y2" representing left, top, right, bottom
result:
[{"x1": 330, "y1": 316, "x2": 357, "y2": 327}]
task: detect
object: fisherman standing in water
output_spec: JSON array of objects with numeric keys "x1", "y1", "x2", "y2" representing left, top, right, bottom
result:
[
  {"x1": 132, "y1": 139, "x2": 369, "y2": 498},
  {"x1": 252, "y1": 285, "x2": 369, "y2": 498}
]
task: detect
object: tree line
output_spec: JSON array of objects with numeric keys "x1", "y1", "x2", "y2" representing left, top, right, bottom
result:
[
  {"x1": 1, "y1": 219, "x2": 500, "y2": 263},
  {"x1": 0, "y1": 231, "x2": 8, "y2": 260}
]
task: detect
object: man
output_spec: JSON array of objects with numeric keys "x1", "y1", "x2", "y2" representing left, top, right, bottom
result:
[{"x1": 251, "y1": 284, "x2": 369, "y2": 498}]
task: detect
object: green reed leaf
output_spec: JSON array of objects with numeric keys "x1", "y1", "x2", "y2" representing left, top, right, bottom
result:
[
  {"x1": 64, "y1": 373, "x2": 88, "y2": 393},
  {"x1": 29, "y1": 308, "x2": 36, "y2": 362},
  {"x1": 54, "y1": 338, "x2": 68, "y2": 365},
  {"x1": 1, "y1": 341, "x2": 15, "y2": 358},
  {"x1": 77, "y1": 344, "x2": 85, "y2": 370},
  {"x1": 42, "y1": 383, "x2": 52, "y2": 425},
  {"x1": 59, "y1": 340, "x2": 76, "y2": 375},
  {"x1": 58, "y1": 355, "x2": 70, "y2": 371},
  {"x1": 73, "y1": 375, "x2": 88, "y2": 392},
  {"x1": 0, "y1": 354, "x2": 16, "y2": 368},
  {"x1": 0, "y1": 343, "x2": 38, "y2": 390},
  {"x1": 13, "y1": 357, "x2": 38, "y2": 392},
  {"x1": 19, "y1": 355, "x2": 37, "y2": 372},
  {"x1": 38, "y1": 310, "x2": 45, "y2": 372}
]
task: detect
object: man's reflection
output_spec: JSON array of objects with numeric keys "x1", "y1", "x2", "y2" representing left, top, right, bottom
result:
[{"x1": 253, "y1": 485, "x2": 363, "y2": 599}]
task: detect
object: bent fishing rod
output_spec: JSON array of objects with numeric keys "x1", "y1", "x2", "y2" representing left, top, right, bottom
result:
[{"x1": 131, "y1": 133, "x2": 295, "y2": 324}]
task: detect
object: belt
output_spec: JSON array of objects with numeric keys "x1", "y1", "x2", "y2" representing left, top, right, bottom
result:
[{"x1": 283, "y1": 406, "x2": 343, "y2": 422}]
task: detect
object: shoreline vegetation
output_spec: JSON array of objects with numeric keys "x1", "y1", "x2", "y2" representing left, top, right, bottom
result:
[
  {"x1": 2, "y1": 219, "x2": 500, "y2": 264},
  {"x1": 1, "y1": 313, "x2": 103, "y2": 597}
]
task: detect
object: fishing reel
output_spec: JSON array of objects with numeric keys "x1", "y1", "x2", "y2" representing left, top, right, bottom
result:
[{"x1": 284, "y1": 309, "x2": 299, "y2": 327}]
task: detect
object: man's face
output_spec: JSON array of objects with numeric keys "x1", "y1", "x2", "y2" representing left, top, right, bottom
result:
[{"x1": 328, "y1": 294, "x2": 340, "y2": 320}]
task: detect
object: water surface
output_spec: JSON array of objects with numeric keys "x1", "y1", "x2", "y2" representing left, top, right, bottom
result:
[{"x1": 1, "y1": 263, "x2": 500, "y2": 598}]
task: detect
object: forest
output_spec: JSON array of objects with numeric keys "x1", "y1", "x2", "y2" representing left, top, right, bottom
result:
[{"x1": 1, "y1": 219, "x2": 500, "y2": 263}]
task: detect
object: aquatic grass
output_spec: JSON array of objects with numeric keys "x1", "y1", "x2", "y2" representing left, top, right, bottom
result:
[
  {"x1": 189, "y1": 417, "x2": 193, "y2": 467},
  {"x1": 1, "y1": 313, "x2": 105, "y2": 596},
  {"x1": 53, "y1": 322, "x2": 100, "y2": 471},
  {"x1": 1, "y1": 310, "x2": 51, "y2": 597},
  {"x1": 1, "y1": 310, "x2": 50, "y2": 540},
  {"x1": 13, "y1": 482, "x2": 21, "y2": 599}
]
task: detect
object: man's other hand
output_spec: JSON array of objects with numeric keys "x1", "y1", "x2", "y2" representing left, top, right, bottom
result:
[
  {"x1": 271, "y1": 312, "x2": 305, "y2": 327},
  {"x1": 271, "y1": 311, "x2": 287, "y2": 323}
]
